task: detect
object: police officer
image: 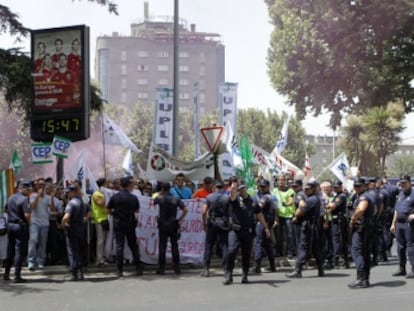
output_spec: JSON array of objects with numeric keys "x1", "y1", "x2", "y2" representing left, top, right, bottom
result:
[
  {"x1": 292, "y1": 179, "x2": 306, "y2": 246},
  {"x1": 61, "y1": 184, "x2": 87, "y2": 281},
  {"x1": 155, "y1": 182, "x2": 188, "y2": 275},
  {"x1": 201, "y1": 180, "x2": 229, "y2": 277},
  {"x1": 286, "y1": 181, "x2": 324, "y2": 278},
  {"x1": 367, "y1": 177, "x2": 383, "y2": 266},
  {"x1": 383, "y1": 177, "x2": 399, "y2": 257},
  {"x1": 348, "y1": 178, "x2": 375, "y2": 289},
  {"x1": 253, "y1": 179, "x2": 278, "y2": 273},
  {"x1": 107, "y1": 176, "x2": 143, "y2": 277},
  {"x1": 390, "y1": 175, "x2": 414, "y2": 278},
  {"x1": 223, "y1": 182, "x2": 271, "y2": 285},
  {"x1": 3, "y1": 180, "x2": 31, "y2": 283},
  {"x1": 326, "y1": 180, "x2": 349, "y2": 268}
]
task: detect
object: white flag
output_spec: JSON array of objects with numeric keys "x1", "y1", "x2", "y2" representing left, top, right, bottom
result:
[
  {"x1": 223, "y1": 122, "x2": 243, "y2": 169},
  {"x1": 68, "y1": 150, "x2": 86, "y2": 194},
  {"x1": 272, "y1": 117, "x2": 289, "y2": 155},
  {"x1": 328, "y1": 152, "x2": 354, "y2": 191},
  {"x1": 102, "y1": 112, "x2": 140, "y2": 153},
  {"x1": 122, "y1": 149, "x2": 134, "y2": 176}
]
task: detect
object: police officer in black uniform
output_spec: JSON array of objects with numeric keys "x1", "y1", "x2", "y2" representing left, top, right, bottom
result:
[
  {"x1": 390, "y1": 175, "x2": 414, "y2": 278},
  {"x1": 3, "y1": 180, "x2": 31, "y2": 283},
  {"x1": 223, "y1": 182, "x2": 271, "y2": 285},
  {"x1": 286, "y1": 181, "x2": 324, "y2": 278},
  {"x1": 201, "y1": 180, "x2": 229, "y2": 277},
  {"x1": 155, "y1": 182, "x2": 188, "y2": 275},
  {"x1": 326, "y1": 180, "x2": 349, "y2": 268},
  {"x1": 292, "y1": 179, "x2": 306, "y2": 252},
  {"x1": 253, "y1": 179, "x2": 278, "y2": 273},
  {"x1": 367, "y1": 177, "x2": 383, "y2": 266},
  {"x1": 348, "y1": 178, "x2": 375, "y2": 289},
  {"x1": 107, "y1": 176, "x2": 143, "y2": 277},
  {"x1": 61, "y1": 184, "x2": 87, "y2": 281},
  {"x1": 383, "y1": 177, "x2": 399, "y2": 257}
]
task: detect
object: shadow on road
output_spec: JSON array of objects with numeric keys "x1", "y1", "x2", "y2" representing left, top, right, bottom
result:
[{"x1": 370, "y1": 280, "x2": 406, "y2": 288}]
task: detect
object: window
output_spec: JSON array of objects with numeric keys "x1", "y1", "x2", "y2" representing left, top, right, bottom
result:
[
  {"x1": 179, "y1": 65, "x2": 189, "y2": 72},
  {"x1": 179, "y1": 51, "x2": 189, "y2": 58},
  {"x1": 200, "y1": 65, "x2": 206, "y2": 76},
  {"x1": 121, "y1": 64, "x2": 127, "y2": 75},
  {"x1": 158, "y1": 65, "x2": 169, "y2": 72},
  {"x1": 121, "y1": 92, "x2": 127, "y2": 103},
  {"x1": 137, "y1": 79, "x2": 148, "y2": 85},
  {"x1": 121, "y1": 51, "x2": 127, "y2": 61},
  {"x1": 137, "y1": 64, "x2": 149, "y2": 71},
  {"x1": 200, "y1": 52, "x2": 205, "y2": 62},
  {"x1": 199, "y1": 93, "x2": 205, "y2": 103},
  {"x1": 137, "y1": 50, "x2": 148, "y2": 57},
  {"x1": 137, "y1": 92, "x2": 148, "y2": 99},
  {"x1": 179, "y1": 79, "x2": 189, "y2": 86},
  {"x1": 322, "y1": 149, "x2": 326, "y2": 154},
  {"x1": 199, "y1": 80, "x2": 205, "y2": 90},
  {"x1": 159, "y1": 79, "x2": 169, "y2": 86},
  {"x1": 179, "y1": 93, "x2": 189, "y2": 100},
  {"x1": 121, "y1": 78, "x2": 127, "y2": 89},
  {"x1": 157, "y1": 51, "x2": 169, "y2": 58}
]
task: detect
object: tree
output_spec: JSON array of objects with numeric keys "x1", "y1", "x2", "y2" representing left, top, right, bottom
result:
[
  {"x1": 338, "y1": 102, "x2": 405, "y2": 176},
  {"x1": 389, "y1": 155, "x2": 414, "y2": 177},
  {"x1": 237, "y1": 108, "x2": 310, "y2": 167},
  {"x1": 265, "y1": 0, "x2": 414, "y2": 129}
]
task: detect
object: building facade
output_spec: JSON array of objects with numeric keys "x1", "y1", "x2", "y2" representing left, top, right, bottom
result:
[{"x1": 95, "y1": 13, "x2": 225, "y2": 115}]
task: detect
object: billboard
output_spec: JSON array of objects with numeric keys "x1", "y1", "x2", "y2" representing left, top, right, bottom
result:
[{"x1": 30, "y1": 25, "x2": 90, "y2": 142}]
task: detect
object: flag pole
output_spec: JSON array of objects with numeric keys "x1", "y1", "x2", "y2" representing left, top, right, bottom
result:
[{"x1": 101, "y1": 111, "x2": 107, "y2": 179}]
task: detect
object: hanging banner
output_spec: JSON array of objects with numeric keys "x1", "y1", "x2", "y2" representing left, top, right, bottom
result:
[
  {"x1": 51, "y1": 135, "x2": 71, "y2": 158},
  {"x1": 218, "y1": 82, "x2": 238, "y2": 178},
  {"x1": 32, "y1": 142, "x2": 53, "y2": 164},
  {"x1": 146, "y1": 143, "x2": 214, "y2": 182},
  {"x1": 153, "y1": 88, "x2": 174, "y2": 152}
]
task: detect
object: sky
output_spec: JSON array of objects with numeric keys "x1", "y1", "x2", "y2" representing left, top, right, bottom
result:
[{"x1": 2, "y1": 0, "x2": 414, "y2": 139}]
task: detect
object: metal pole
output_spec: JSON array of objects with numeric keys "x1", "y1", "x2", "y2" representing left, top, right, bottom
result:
[
  {"x1": 172, "y1": 0, "x2": 179, "y2": 156},
  {"x1": 101, "y1": 111, "x2": 107, "y2": 179},
  {"x1": 194, "y1": 82, "x2": 200, "y2": 157},
  {"x1": 56, "y1": 157, "x2": 64, "y2": 186}
]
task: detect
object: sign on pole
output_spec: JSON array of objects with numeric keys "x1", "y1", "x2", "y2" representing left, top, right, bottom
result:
[{"x1": 200, "y1": 126, "x2": 225, "y2": 153}]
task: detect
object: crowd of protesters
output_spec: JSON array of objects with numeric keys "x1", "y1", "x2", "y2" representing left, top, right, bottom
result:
[{"x1": 1, "y1": 172, "x2": 413, "y2": 288}]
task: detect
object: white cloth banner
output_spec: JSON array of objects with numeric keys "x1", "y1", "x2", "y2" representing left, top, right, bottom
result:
[
  {"x1": 154, "y1": 88, "x2": 174, "y2": 153},
  {"x1": 103, "y1": 195, "x2": 206, "y2": 265},
  {"x1": 251, "y1": 143, "x2": 302, "y2": 178},
  {"x1": 146, "y1": 143, "x2": 214, "y2": 182}
]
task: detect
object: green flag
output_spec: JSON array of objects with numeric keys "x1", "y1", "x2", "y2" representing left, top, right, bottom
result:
[{"x1": 9, "y1": 149, "x2": 23, "y2": 175}]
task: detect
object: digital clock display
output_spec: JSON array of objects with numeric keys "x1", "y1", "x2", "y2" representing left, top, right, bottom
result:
[{"x1": 30, "y1": 114, "x2": 89, "y2": 142}]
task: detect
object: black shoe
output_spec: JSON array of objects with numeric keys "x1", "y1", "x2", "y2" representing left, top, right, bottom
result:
[
  {"x1": 223, "y1": 272, "x2": 233, "y2": 285},
  {"x1": 156, "y1": 268, "x2": 165, "y2": 275},
  {"x1": 136, "y1": 268, "x2": 143, "y2": 276},
  {"x1": 14, "y1": 276, "x2": 27, "y2": 284},
  {"x1": 324, "y1": 262, "x2": 334, "y2": 270},
  {"x1": 253, "y1": 266, "x2": 261, "y2": 274},
  {"x1": 174, "y1": 268, "x2": 181, "y2": 275},
  {"x1": 286, "y1": 270, "x2": 302, "y2": 278},
  {"x1": 348, "y1": 279, "x2": 369, "y2": 289},
  {"x1": 200, "y1": 268, "x2": 210, "y2": 277},
  {"x1": 264, "y1": 266, "x2": 276, "y2": 273},
  {"x1": 318, "y1": 269, "x2": 325, "y2": 277},
  {"x1": 241, "y1": 275, "x2": 249, "y2": 284},
  {"x1": 392, "y1": 269, "x2": 407, "y2": 277},
  {"x1": 78, "y1": 270, "x2": 84, "y2": 281},
  {"x1": 343, "y1": 261, "x2": 350, "y2": 269},
  {"x1": 3, "y1": 273, "x2": 10, "y2": 281},
  {"x1": 116, "y1": 270, "x2": 123, "y2": 278}
]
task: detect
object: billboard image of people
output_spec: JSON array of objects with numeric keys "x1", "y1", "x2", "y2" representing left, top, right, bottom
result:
[{"x1": 31, "y1": 26, "x2": 89, "y2": 113}]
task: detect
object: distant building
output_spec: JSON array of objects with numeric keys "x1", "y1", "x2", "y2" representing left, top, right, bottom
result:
[
  {"x1": 305, "y1": 134, "x2": 414, "y2": 176},
  {"x1": 95, "y1": 3, "x2": 225, "y2": 114}
]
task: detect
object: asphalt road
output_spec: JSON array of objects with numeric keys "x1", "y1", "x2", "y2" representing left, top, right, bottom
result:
[{"x1": 0, "y1": 256, "x2": 412, "y2": 311}]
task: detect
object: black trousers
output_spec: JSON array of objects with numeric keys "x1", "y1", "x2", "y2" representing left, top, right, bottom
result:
[
  {"x1": 114, "y1": 224, "x2": 141, "y2": 271},
  {"x1": 5, "y1": 223, "x2": 28, "y2": 276},
  {"x1": 226, "y1": 229, "x2": 254, "y2": 274},
  {"x1": 158, "y1": 226, "x2": 179, "y2": 267}
]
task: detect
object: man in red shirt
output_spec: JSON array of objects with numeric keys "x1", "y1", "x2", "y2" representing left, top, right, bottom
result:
[{"x1": 193, "y1": 176, "x2": 214, "y2": 199}]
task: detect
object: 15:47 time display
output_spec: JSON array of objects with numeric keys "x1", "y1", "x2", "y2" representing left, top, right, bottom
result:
[{"x1": 30, "y1": 114, "x2": 88, "y2": 142}]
